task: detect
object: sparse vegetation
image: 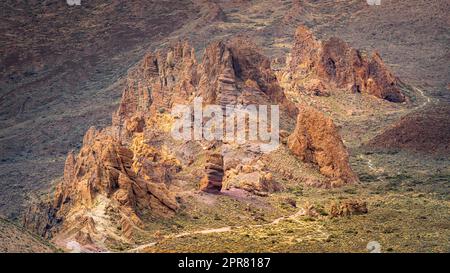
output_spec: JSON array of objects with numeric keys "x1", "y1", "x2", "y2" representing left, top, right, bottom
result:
[{"x1": 1, "y1": 0, "x2": 448, "y2": 253}]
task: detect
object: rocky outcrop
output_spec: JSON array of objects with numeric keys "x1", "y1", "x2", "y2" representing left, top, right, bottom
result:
[
  {"x1": 281, "y1": 26, "x2": 405, "y2": 102},
  {"x1": 224, "y1": 170, "x2": 278, "y2": 197},
  {"x1": 24, "y1": 37, "x2": 301, "y2": 248},
  {"x1": 365, "y1": 53, "x2": 405, "y2": 102},
  {"x1": 197, "y1": 41, "x2": 236, "y2": 105},
  {"x1": 288, "y1": 106, "x2": 359, "y2": 186},
  {"x1": 223, "y1": 160, "x2": 281, "y2": 196},
  {"x1": 54, "y1": 128, "x2": 136, "y2": 209},
  {"x1": 22, "y1": 201, "x2": 59, "y2": 239},
  {"x1": 329, "y1": 200, "x2": 368, "y2": 217},
  {"x1": 198, "y1": 39, "x2": 297, "y2": 117},
  {"x1": 199, "y1": 153, "x2": 224, "y2": 193},
  {"x1": 113, "y1": 37, "x2": 297, "y2": 136},
  {"x1": 41, "y1": 127, "x2": 179, "y2": 244},
  {"x1": 113, "y1": 41, "x2": 198, "y2": 130}
]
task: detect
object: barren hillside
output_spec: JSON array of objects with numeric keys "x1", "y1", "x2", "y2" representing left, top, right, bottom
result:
[{"x1": 0, "y1": 217, "x2": 57, "y2": 252}]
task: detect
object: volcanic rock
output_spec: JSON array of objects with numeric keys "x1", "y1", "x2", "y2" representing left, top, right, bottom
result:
[
  {"x1": 46, "y1": 128, "x2": 179, "y2": 243},
  {"x1": 329, "y1": 200, "x2": 368, "y2": 217},
  {"x1": 199, "y1": 153, "x2": 224, "y2": 193},
  {"x1": 287, "y1": 106, "x2": 359, "y2": 186},
  {"x1": 75, "y1": 230, "x2": 94, "y2": 246},
  {"x1": 113, "y1": 41, "x2": 198, "y2": 130},
  {"x1": 281, "y1": 26, "x2": 405, "y2": 102},
  {"x1": 22, "y1": 201, "x2": 59, "y2": 239},
  {"x1": 24, "y1": 36, "x2": 308, "y2": 247},
  {"x1": 223, "y1": 170, "x2": 280, "y2": 196},
  {"x1": 198, "y1": 39, "x2": 297, "y2": 117}
]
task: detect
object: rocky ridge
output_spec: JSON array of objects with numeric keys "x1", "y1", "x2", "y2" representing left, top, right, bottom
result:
[
  {"x1": 22, "y1": 26, "x2": 407, "y2": 251},
  {"x1": 23, "y1": 38, "x2": 296, "y2": 249}
]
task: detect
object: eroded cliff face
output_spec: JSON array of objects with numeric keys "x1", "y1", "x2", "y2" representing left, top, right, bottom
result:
[
  {"x1": 29, "y1": 128, "x2": 179, "y2": 248},
  {"x1": 197, "y1": 39, "x2": 297, "y2": 118},
  {"x1": 112, "y1": 42, "x2": 198, "y2": 138},
  {"x1": 279, "y1": 26, "x2": 406, "y2": 102}
]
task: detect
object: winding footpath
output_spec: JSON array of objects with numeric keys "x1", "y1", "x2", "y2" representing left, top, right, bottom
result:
[
  {"x1": 127, "y1": 209, "x2": 329, "y2": 253},
  {"x1": 359, "y1": 86, "x2": 434, "y2": 182}
]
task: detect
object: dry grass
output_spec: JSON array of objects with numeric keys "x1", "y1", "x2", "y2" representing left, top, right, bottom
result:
[{"x1": 0, "y1": 217, "x2": 58, "y2": 253}]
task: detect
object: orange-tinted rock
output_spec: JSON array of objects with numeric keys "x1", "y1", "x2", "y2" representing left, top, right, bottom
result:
[
  {"x1": 113, "y1": 41, "x2": 197, "y2": 130},
  {"x1": 223, "y1": 170, "x2": 280, "y2": 196},
  {"x1": 197, "y1": 41, "x2": 236, "y2": 105},
  {"x1": 48, "y1": 128, "x2": 179, "y2": 243},
  {"x1": 124, "y1": 115, "x2": 145, "y2": 137},
  {"x1": 288, "y1": 25, "x2": 322, "y2": 73},
  {"x1": 366, "y1": 53, "x2": 406, "y2": 103},
  {"x1": 25, "y1": 36, "x2": 314, "y2": 246},
  {"x1": 75, "y1": 230, "x2": 94, "y2": 245},
  {"x1": 288, "y1": 106, "x2": 359, "y2": 186},
  {"x1": 329, "y1": 200, "x2": 368, "y2": 217},
  {"x1": 284, "y1": 25, "x2": 405, "y2": 102},
  {"x1": 198, "y1": 39, "x2": 297, "y2": 117},
  {"x1": 199, "y1": 153, "x2": 224, "y2": 193},
  {"x1": 22, "y1": 201, "x2": 59, "y2": 239}
]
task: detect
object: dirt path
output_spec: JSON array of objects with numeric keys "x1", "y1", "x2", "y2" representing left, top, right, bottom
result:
[
  {"x1": 359, "y1": 86, "x2": 434, "y2": 182},
  {"x1": 414, "y1": 87, "x2": 433, "y2": 109},
  {"x1": 126, "y1": 208, "x2": 329, "y2": 253}
]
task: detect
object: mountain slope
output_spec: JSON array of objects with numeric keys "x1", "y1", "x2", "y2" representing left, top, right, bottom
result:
[{"x1": 0, "y1": 217, "x2": 57, "y2": 253}]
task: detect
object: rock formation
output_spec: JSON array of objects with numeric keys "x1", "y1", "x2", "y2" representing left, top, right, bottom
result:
[
  {"x1": 24, "y1": 38, "x2": 298, "y2": 248},
  {"x1": 223, "y1": 167, "x2": 279, "y2": 196},
  {"x1": 329, "y1": 200, "x2": 368, "y2": 217},
  {"x1": 199, "y1": 153, "x2": 224, "y2": 193},
  {"x1": 220, "y1": 154, "x2": 281, "y2": 196},
  {"x1": 112, "y1": 41, "x2": 198, "y2": 133},
  {"x1": 288, "y1": 106, "x2": 359, "y2": 186},
  {"x1": 198, "y1": 39, "x2": 297, "y2": 117},
  {"x1": 280, "y1": 26, "x2": 406, "y2": 102},
  {"x1": 47, "y1": 127, "x2": 179, "y2": 242},
  {"x1": 22, "y1": 29, "x2": 394, "y2": 249}
]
